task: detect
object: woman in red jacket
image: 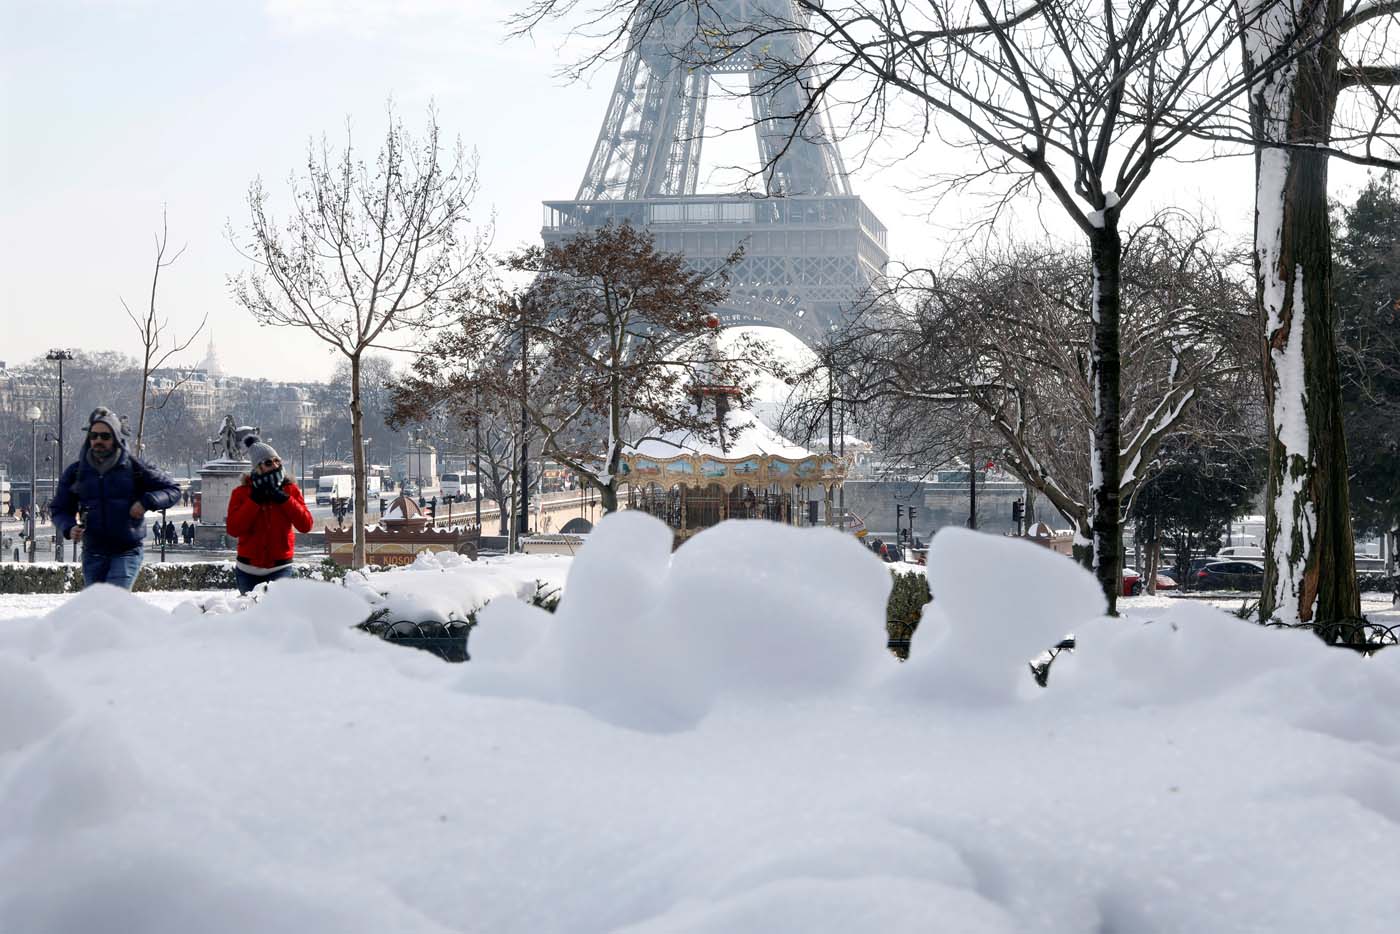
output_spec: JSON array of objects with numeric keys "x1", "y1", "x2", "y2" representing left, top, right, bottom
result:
[{"x1": 226, "y1": 435, "x2": 314, "y2": 594}]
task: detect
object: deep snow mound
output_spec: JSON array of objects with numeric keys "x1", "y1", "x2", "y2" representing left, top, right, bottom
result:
[{"x1": 2, "y1": 518, "x2": 1399, "y2": 933}]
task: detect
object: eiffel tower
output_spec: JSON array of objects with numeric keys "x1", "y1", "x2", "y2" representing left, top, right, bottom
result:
[{"x1": 541, "y1": 0, "x2": 888, "y2": 346}]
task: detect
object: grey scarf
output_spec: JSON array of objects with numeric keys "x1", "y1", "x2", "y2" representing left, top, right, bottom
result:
[{"x1": 86, "y1": 446, "x2": 120, "y2": 475}]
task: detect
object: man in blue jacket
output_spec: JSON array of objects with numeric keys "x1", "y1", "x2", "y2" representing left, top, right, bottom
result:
[{"x1": 50, "y1": 407, "x2": 182, "y2": 589}]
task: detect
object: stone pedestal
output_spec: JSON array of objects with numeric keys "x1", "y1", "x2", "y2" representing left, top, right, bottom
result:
[{"x1": 195, "y1": 458, "x2": 248, "y2": 547}]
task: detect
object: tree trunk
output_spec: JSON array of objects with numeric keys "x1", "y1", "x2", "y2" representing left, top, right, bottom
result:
[
  {"x1": 599, "y1": 482, "x2": 619, "y2": 514},
  {"x1": 603, "y1": 367, "x2": 624, "y2": 516},
  {"x1": 135, "y1": 367, "x2": 150, "y2": 457},
  {"x1": 1088, "y1": 224, "x2": 1124, "y2": 614},
  {"x1": 1146, "y1": 539, "x2": 1161, "y2": 595},
  {"x1": 1246, "y1": 2, "x2": 1360, "y2": 632},
  {"x1": 350, "y1": 352, "x2": 367, "y2": 569},
  {"x1": 1071, "y1": 514, "x2": 1094, "y2": 570}
]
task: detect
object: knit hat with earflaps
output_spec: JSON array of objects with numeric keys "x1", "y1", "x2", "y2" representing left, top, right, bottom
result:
[
  {"x1": 87, "y1": 407, "x2": 123, "y2": 443},
  {"x1": 243, "y1": 435, "x2": 281, "y2": 467}
]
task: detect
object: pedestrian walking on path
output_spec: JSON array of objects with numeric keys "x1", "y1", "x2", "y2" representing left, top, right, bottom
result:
[
  {"x1": 50, "y1": 407, "x2": 181, "y2": 589},
  {"x1": 226, "y1": 436, "x2": 313, "y2": 594}
]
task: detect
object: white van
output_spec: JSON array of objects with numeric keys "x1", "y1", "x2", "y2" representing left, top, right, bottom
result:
[{"x1": 316, "y1": 474, "x2": 353, "y2": 505}]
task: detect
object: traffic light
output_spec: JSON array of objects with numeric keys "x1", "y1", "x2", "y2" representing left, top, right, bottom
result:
[
  {"x1": 1012, "y1": 498, "x2": 1024, "y2": 526},
  {"x1": 896, "y1": 504, "x2": 904, "y2": 520},
  {"x1": 908, "y1": 506, "x2": 917, "y2": 525},
  {"x1": 379, "y1": 497, "x2": 387, "y2": 514},
  {"x1": 426, "y1": 499, "x2": 436, "y2": 519}
]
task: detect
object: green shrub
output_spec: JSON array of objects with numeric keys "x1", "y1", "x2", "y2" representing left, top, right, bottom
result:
[
  {"x1": 0, "y1": 564, "x2": 83, "y2": 594},
  {"x1": 887, "y1": 569, "x2": 931, "y2": 659},
  {"x1": 529, "y1": 581, "x2": 562, "y2": 613},
  {"x1": 300, "y1": 557, "x2": 349, "y2": 584},
  {"x1": 132, "y1": 563, "x2": 237, "y2": 592},
  {"x1": 1357, "y1": 572, "x2": 1399, "y2": 594}
]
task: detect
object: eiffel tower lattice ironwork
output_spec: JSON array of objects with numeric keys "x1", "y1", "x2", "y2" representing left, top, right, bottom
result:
[{"x1": 542, "y1": 0, "x2": 888, "y2": 346}]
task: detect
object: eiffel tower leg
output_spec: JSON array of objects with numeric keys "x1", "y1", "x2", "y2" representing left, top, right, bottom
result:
[{"x1": 578, "y1": 44, "x2": 646, "y2": 200}]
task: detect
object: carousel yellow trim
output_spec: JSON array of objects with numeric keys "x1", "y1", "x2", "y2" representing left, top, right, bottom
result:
[{"x1": 618, "y1": 449, "x2": 849, "y2": 492}]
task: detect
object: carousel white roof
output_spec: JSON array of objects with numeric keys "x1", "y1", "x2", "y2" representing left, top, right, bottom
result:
[
  {"x1": 382, "y1": 494, "x2": 424, "y2": 522},
  {"x1": 628, "y1": 408, "x2": 813, "y2": 461}
]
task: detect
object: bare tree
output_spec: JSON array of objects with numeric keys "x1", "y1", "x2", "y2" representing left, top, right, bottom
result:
[
  {"x1": 810, "y1": 216, "x2": 1257, "y2": 554},
  {"x1": 143, "y1": 388, "x2": 204, "y2": 473},
  {"x1": 328, "y1": 356, "x2": 400, "y2": 466},
  {"x1": 401, "y1": 224, "x2": 779, "y2": 515},
  {"x1": 123, "y1": 208, "x2": 207, "y2": 456},
  {"x1": 230, "y1": 107, "x2": 491, "y2": 568},
  {"x1": 390, "y1": 379, "x2": 528, "y2": 535},
  {"x1": 517, "y1": 0, "x2": 1270, "y2": 611}
]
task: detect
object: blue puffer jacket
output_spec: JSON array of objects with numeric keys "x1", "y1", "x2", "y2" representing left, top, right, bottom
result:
[{"x1": 50, "y1": 437, "x2": 182, "y2": 555}]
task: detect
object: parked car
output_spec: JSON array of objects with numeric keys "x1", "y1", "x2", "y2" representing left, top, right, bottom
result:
[
  {"x1": 1122, "y1": 568, "x2": 1180, "y2": 596},
  {"x1": 1193, "y1": 559, "x2": 1265, "y2": 591}
]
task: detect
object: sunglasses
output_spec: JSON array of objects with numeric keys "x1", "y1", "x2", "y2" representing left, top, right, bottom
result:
[
  {"x1": 260, "y1": 459, "x2": 281, "y2": 468},
  {"x1": 89, "y1": 431, "x2": 114, "y2": 441}
]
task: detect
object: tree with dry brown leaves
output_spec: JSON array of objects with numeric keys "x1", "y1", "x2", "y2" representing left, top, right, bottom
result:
[{"x1": 397, "y1": 224, "x2": 781, "y2": 515}]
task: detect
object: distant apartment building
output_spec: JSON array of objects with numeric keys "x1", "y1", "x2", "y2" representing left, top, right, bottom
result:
[
  {"x1": 0, "y1": 362, "x2": 59, "y2": 425},
  {"x1": 149, "y1": 338, "x2": 320, "y2": 441}
]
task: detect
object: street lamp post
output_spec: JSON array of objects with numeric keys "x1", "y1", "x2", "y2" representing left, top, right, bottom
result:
[
  {"x1": 518, "y1": 318, "x2": 530, "y2": 547},
  {"x1": 46, "y1": 349, "x2": 73, "y2": 560},
  {"x1": 45, "y1": 435, "x2": 57, "y2": 557},
  {"x1": 27, "y1": 406, "x2": 41, "y2": 563}
]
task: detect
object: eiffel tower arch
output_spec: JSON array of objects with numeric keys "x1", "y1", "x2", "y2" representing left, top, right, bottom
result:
[{"x1": 541, "y1": 0, "x2": 888, "y2": 347}]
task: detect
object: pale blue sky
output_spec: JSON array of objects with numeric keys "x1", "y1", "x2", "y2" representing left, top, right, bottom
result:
[
  {"x1": 2, "y1": 0, "x2": 616, "y2": 380},
  {"x1": 4, "y1": 0, "x2": 1355, "y2": 383}
]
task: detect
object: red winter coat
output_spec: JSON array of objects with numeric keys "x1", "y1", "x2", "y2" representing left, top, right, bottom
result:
[{"x1": 226, "y1": 477, "x2": 314, "y2": 568}]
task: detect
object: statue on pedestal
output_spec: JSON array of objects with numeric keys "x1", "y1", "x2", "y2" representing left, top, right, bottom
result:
[{"x1": 210, "y1": 415, "x2": 242, "y2": 461}]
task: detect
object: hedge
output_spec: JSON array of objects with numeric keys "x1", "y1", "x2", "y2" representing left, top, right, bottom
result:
[
  {"x1": 0, "y1": 558, "x2": 346, "y2": 595},
  {"x1": 1357, "y1": 572, "x2": 1400, "y2": 595}
]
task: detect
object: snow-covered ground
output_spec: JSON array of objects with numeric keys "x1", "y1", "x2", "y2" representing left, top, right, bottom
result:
[{"x1": 2, "y1": 515, "x2": 1398, "y2": 933}]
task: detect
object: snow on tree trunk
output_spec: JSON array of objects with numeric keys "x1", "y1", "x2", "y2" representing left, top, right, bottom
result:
[
  {"x1": 1243, "y1": 0, "x2": 1359, "y2": 629},
  {"x1": 1089, "y1": 225, "x2": 1124, "y2": 614}
]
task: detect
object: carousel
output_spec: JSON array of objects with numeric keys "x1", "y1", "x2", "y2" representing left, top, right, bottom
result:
[
  {"x1": 619, "y1": 385, "x2": 848, "y2": 546},
  {"x1": 325, "y1": 492, "x2": 479, "y2": 567}
]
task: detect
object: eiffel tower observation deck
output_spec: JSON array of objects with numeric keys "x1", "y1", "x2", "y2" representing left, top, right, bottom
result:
[{"x1": 541, "y1": 0, "x2": 888, "y2": 346}]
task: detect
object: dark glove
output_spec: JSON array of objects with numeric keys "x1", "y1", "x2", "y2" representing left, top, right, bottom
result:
[
  {"x1": 248, "y1": 474, "x2": 272, "y2": 503},
  {"x1": 250, "y1": 469, "x2": 289, "y2": 504}
]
